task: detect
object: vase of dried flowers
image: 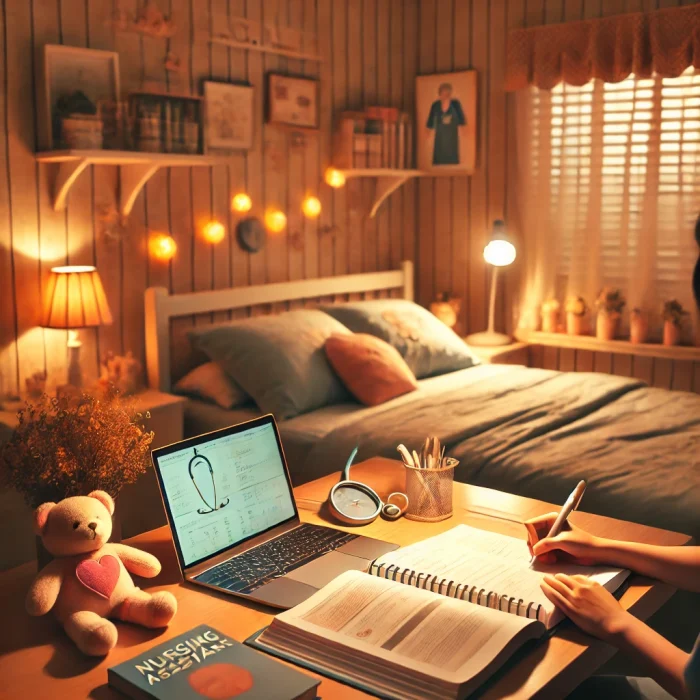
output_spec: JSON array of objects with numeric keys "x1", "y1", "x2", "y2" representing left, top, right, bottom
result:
[
  {"x1": 541, "y1": 299, "x2": 560, "y2": 333},
  {"x1": 565, "y1": 297, "x2": 588, "y2": 335},
  {"x1": 0, "y1": 389, "x2": 153, "y2": 569},
  {"x1": 629, "y1": 309, "x2": 649, "y2": 344},
  {"x1": 662, "y1": 300, "x2": 688, "y2": 346},
  {"x1": 595, "y1": 288, "x2": 626, "y2": 341}
]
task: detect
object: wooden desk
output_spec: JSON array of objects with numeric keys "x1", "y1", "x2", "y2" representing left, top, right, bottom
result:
[{"x1": 0, "y1": 458, "x2": 690, "y2": 699}]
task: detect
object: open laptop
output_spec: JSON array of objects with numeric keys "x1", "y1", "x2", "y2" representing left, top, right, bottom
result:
[{"x1": 151, "y1": 414, "x2": 398, "y2": 609}]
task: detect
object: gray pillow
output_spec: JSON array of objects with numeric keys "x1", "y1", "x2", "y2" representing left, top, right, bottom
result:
[
  {"x1": 319, "y1": 299, "x2": 479, "y2": 379},
  {"x1": 188, "y1": 310, "x2": 351, "y2": 420}
]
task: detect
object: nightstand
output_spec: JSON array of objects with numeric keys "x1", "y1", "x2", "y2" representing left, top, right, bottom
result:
[{"x1": 465, "y1": 341, "x2": 530, "y2": 366}]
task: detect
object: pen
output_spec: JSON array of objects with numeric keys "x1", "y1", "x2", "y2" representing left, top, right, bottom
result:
[{"x1": 530, "y1": 479, "x2": 587, "y2": 564}]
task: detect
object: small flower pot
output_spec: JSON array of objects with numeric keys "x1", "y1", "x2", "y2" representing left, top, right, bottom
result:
[
  {"x1": 663, "y1": 321, "x2": 681, "y2": 346},
  {"x1": 629, "y1": 315, "x2": 649, "y2": 344},
  {"x1": 541, "y1": 309, "x2": 559, "y2": 333},
  {"x1": 596, "y1": 314, "x2": 619, "y2": 341},
  {"x1": 566, "y1": 313, "x2": 585, "y2": 336}
]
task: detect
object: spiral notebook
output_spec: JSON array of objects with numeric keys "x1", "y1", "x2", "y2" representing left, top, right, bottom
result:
[{"x1": 249, "y1": 525, "x2": 629, "y2": 700}]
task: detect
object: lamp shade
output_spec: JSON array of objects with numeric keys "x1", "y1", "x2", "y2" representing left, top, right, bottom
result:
[
  {"x1": 42, "y1": 265, "x2": 113, "y2": 329},
  {"x1": 483, "y1": 219, "x2": 516, "y2": 267}
]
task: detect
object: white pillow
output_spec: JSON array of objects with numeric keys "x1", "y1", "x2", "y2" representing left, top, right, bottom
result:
[{"x1": 174, "y1": 362, "x2": 251, "y2": 410}]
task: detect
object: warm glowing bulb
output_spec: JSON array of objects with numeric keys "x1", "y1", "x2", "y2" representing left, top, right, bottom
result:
[
  {"x1": 324, "y1": 168, "x2": 346, "y2": 188},
  {"x1": 149, "y1": 233, "x2": 177, "y2": 261},
  {"x1": 202, "y1": 220, "x2": 226, "y2": 244},
  {"x1": 302, "y1": 195, "x2": 322, "y2": 218},
  {"x1": 483, "y1": 239, "x2": 516, "y2": 267},
  {"x1": 231, "y1": 192, "x2": 252, "y2": 213},
  {"x1": 264, "y1": 209, "x2": 287, "y2": 234}
]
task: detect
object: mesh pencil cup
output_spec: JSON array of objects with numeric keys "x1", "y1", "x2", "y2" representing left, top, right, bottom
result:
[{"x1": 404, "y1": 458, "x2": 458, "y2": 522}]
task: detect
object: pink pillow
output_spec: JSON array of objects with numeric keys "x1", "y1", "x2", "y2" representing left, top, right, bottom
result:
[{"x1": 324, "y1": 333, "x2": 418, "y2": 406}]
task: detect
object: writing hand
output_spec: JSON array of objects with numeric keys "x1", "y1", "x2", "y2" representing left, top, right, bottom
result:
[{"x1": 525, "y1": 512, "x2": 602, "y2": 565}]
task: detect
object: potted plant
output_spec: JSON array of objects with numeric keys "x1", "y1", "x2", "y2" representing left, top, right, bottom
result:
[
  {"x1": 594, "y1": 288, "x2": 626, "y2": 341},
  {"x1": 0, "y1": 389, "x2": 153, "y2": 568},
  {"x1": 629, "y1": 308, "x2": 649, "y2": 344},
  {"x1": 565, "y1": 296, "x2": 588, "y2": 335},
  {"x1": 540, "y1": 299, "x2": 560, "y2": 333},
  {"x1": 662, "y1": 299, "x2": 688, "y2": 346}
]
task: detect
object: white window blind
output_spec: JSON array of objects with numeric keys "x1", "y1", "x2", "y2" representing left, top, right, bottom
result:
[{"x1": 539, "y1": 68, "x2": 700, "y2": 316}]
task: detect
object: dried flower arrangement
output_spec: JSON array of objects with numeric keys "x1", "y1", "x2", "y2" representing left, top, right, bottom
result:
[
  {"x1": 0, "y1": 389, "x2": 154, "y2": 509},
  {"x1": 662, "y1": 299, "x2": 689, "y2": 327},
  {"x1": 565, "y1": 296, "x2": 588, "y2": 317},
  {"x1": 595, "y1": 287, "x2": 626, "y2": 317}
]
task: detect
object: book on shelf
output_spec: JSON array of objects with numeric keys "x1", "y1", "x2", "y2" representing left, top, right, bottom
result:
[
  {"x1": 108, "y1": 624, "x2": 319, "y2": 700},
  {"x1": 248, "y1": 524, "x2": 629, "y2": 700}
]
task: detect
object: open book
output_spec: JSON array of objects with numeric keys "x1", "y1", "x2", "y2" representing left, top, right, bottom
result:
[{"x1": 252, "y1": 525, "x2": 629, "y2": 700}]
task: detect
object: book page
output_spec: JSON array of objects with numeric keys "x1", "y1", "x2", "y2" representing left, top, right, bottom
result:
[
  {"x1": 371, "y1": 525, "x2": 628, "y2": 626},
  {"x1": 267, "y1": 570, "x2": 543, "y2": 685}
]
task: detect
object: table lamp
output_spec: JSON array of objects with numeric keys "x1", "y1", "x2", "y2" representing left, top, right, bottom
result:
[
  {"x1": 42, "y1": 265, "x2": 113, "y2": 389},
  {"x1": 465, "y1": 220, "x2": 516, "y2": 347}
]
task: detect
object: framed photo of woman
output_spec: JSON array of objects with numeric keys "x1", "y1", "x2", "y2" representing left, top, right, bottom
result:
[{"x1": 415, "y1": 70, "x2": 477, "y2": 174}]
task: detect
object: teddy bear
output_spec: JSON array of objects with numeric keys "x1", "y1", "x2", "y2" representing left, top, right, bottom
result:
[{"x1": 26, "y1": 490, "x2": 177, "y2": 656}]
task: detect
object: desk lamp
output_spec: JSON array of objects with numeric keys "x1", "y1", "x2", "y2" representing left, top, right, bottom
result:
[
  {"x1": 465, "y1": 220, "x2": 516, "y2": 347},
  {"x1": 42, "y1": 265, "x2": 113, "y2": 389}
]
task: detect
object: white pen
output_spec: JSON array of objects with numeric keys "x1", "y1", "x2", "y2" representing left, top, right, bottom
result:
[{"x1": 530, "y1": 480, "x2": 587, "y2": 564}]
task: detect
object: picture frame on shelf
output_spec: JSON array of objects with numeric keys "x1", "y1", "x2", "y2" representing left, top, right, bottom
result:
[
  {"x1": 415, "y1": 70, "x2": 477, "y2": 175},
  {"x1": 266, "y1": 73, "x2": 319, "y2": 130},
  {"x1": 203, "y1": 81, "x2": 254, "y2": 153},
  {"x1": 43, "y1": 44, "x2": 120, "y2": 150}
]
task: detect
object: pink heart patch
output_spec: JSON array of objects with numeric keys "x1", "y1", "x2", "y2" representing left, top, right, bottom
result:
[{"x1": 75, "y1": 555, "x2": 120, "y2": 599}]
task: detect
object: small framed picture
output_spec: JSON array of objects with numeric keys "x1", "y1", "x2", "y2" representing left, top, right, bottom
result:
[
  {"x1": 266, "y1": 73, "x2": 319, "y2": 130},
  {"x1": 203, "y1": 81, "x2": 254, "y2": 152},
  {"x1": 43, "y1": 44, "x2": 120, "y2": 150},
  {"x1": 415, "y1": 70, "x2": 477, "y2": 175}
]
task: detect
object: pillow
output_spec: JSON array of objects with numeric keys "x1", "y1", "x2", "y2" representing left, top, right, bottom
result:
[
  {"x1": 319, "y1": 299, "x2": 479, "y2": 378},
  {"x1": 174, "y1": 362, "x2": 251, "y2": 410},
  {"x1": 188, "y1": 310, "x2": 351, "y2": 420},
  {"x1": 325, "y1": 333, "x2": 418, "y2": 406}
]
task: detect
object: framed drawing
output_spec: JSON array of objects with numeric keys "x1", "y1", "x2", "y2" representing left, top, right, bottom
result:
[
  {"x1": 43, "y1": 45, "x2": 120, "y2": 150},
  {"x1": 266, "y1": 73, "x2": 319, "y2": 130},
  {"x1": 203, "y1": 81, "x2": 254, "y2": 152},
  {"x1": 415, "y1": 70, "x2": 477, "y2": 175}
]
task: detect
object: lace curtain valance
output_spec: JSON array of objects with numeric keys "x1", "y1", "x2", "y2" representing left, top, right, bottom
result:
[{"x1": 506, "y1": 4, "x2": 700, "y2": 91}]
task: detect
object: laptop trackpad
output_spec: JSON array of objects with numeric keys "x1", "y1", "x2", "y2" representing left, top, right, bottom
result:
[
  {"x1": 285, "y1": 551, "x2": 369, "y2": 589},
  {"x1": 254, "y1": 577, "x2": 318, "y2": 609}
]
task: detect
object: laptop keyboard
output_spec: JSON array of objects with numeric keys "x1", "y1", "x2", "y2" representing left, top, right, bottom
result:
[{"x1": 194, "y1": 523, "x2": 358, "y2": 595}]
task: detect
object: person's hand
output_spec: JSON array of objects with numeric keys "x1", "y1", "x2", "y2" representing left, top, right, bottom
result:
[
  {"x1": 525, "y1": 512, "x2": 606, "y2": 565},
  {"x1": 541, "y1": 573, "x2": 631, "y2": 642}
]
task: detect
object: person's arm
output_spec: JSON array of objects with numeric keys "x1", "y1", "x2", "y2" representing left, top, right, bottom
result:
[
  {"x1": 541, "y1": 573, "x2": 691, "y2": 700},
  {"x1": 453, "y1": 99, "x2": 466, "y2": 126}
]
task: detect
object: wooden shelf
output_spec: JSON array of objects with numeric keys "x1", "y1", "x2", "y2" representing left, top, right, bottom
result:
[
  {"x1": 516, "y1": 329, "x2": 700, "y2": 361},
  {"x1": 339, "y1": 168, "x2": 423, "y2": 218},
  {"x1": 35, "y1": 150, "x2": 228, "y2": 216},
  {"x1": 208, "y1": 36, "x2": 323, "y2": 63}
]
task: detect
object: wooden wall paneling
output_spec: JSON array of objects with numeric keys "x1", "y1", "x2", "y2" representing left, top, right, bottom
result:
[
  {"x1": 558, "y1": 347, "x2": 576, "y2": 372},
  {"x1": 693, "y1": 363, "x2": 700, "y2": 394},
  {"x1": 388, "y1": 0, "x2": 404, "y2": 270},
  {"x1": 575, "y1": 349, "x2": 594, "y2": 372},
  {"x1": 671, "y1": 360, "x2": 693, "y2": 392},
  {"x1": 362, "y1": 0, "x2": 378, "y2": 277},
  {"x1": 528, "y1": 344, "x2": 545, "y2": 369},
  {"x1": 451, "y1": 0, "x2": 471, "y2": 336},
  {"x1": 593, "y1": 351, "x2": 613, "y2": 374},
  {"x1": 612, "y1": 352, "x2": 633, "y2": 377},
  {"x1": 417, "y1": 0, "x2": 436, "y2": 308},
  {"x1": 542, "y1": 346, "x2": 559, "y2": 370},
  {"x1": 632, "y1": 355, "x2": 654, "y2": 384},
  {"x1": 652, "y1": 358, "x2": 673, "y2": 389},
  {"x1": 145, "y1": 169, "x2": 173, "y2": 293}
]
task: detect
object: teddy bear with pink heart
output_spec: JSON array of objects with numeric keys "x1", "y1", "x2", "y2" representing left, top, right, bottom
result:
[{"x1": 26, "y1": 490, "x2": 177, "y2": 656}]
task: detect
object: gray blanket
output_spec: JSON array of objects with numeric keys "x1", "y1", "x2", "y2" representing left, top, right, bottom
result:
[{"x1": 302, "y1": 365, "x2": 700, "y2": 538}]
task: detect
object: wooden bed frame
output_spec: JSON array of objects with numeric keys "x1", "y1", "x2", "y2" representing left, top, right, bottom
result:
[{"x1": 144, "y1": 261, "x2": 414, "y2": 393}]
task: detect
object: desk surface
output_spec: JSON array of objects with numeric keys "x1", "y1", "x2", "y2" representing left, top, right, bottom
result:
[{"x1": 0, "y1": 458, "x2": 690, "y2": 700}]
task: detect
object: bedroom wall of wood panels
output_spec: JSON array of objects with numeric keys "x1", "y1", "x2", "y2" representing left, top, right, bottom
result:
[{"x1": 0, "y1": 0, "x2": 421, "y2": 396}]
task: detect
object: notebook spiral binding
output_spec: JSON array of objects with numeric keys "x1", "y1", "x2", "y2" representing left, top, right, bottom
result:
[{"x1": 369, "y1": 560, "x2": 544, "y2": 623}]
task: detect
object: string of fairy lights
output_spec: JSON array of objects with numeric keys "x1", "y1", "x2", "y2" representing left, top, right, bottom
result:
[{"x1": 148, "y1": 167, "x2": 348, "y2": 261}]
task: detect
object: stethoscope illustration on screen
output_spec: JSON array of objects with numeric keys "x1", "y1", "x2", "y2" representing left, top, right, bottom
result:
[{"x1": 188, "y1": 448, "x2": 230, "y2": 515}]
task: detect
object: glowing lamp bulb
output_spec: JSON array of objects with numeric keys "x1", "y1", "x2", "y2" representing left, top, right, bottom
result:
[
  {"x1": 324, "y1": 168, "x2": 346, "y2": 188},
  {"x1": 149, "y1": 233, "x2": 177, "y2": 261},
  {"x1": 203, "y1": 220, "x2": 226, "y2": 244},
  {"x1": 483, "y1": 239, "x2": 516, "y2": 267},
  {"x1": 264, "y1": 209, "x2": 287, "y2": 234},
  {"x1": 302, "y1": 195, "x2": 322, "y2": 218},
  {"x1": 231, "y1": 192, "x2": 252, "y2": 213}
]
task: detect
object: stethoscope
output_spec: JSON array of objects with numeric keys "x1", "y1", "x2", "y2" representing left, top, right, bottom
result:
[{"x1": 188, "y1": 448, "x2": 230, "y2": 515}]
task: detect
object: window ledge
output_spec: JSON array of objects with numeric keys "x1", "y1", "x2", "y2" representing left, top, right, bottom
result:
[{"x1": 515, "y1": 330, "x2": 700, "y2": 362}]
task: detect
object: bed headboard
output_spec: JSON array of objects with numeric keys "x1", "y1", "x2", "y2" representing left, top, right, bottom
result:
[{"x1": 144, "y1": 261, "x2": 414, "y2": 393}]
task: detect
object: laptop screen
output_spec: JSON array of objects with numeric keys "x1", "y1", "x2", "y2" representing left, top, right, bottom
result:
[{"x1": 152, "y1": 416, "x2": 298, "y2": 569}]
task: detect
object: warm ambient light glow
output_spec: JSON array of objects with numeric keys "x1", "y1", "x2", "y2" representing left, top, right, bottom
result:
[
  {"x1": 149, "y1": 233, "x2": 177, "y2": 261},
  {"x1": 43, "y1": 266, "x2": 113, "y2": 328},
  {"x1": 324, "y1": 168, "x2": 346, "y2": 188},
  {"x1": 202, "y1": 220, "x2": 226, "y2": 244},
  {"x1": 483, "y1": 239, "x2": 516, "y2": 267},
  {"x1": 264, "y1": 209, "x2": 287, "y2": 234},
  {"x1": 302, "y1": 195, "x2": 322, "y2": 218},
  {"x1": 231, "y1": 192, "x2": 253, "y2": 213}
]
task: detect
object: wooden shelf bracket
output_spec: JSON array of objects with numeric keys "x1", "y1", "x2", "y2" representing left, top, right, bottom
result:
[
  {"x1": 120, "y1": 163, "x2": 161, "y2": 217},
  {"x1": 53, "y1": 159, "x2": 91, "y2": 212},
  {"x1": 340, "y1": 169, "x2": 423, "y2": 218}
]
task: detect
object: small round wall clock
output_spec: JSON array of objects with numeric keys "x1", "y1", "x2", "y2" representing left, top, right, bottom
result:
[{"x1": 236, "y1": 216, "x2": 265, "y2": 253}]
